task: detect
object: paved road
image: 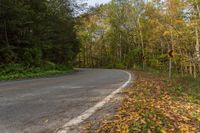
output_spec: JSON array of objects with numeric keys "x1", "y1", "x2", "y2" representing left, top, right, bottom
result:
[{"x1": 0, "y1": 69, "x2": 130, "y2": 133}]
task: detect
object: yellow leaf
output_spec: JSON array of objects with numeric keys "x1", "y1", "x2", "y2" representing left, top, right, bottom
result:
[
  {"x1": 181, "y1": 116, "x2": 190, "y2": 121},
  {"x1": 179, "y1": 124, "x2": 190, "y2": 132},
  {"x1": 197, "y1": 117, "x2": 200, "y2": 122},
  {"x1": 161, "y1": 128, "x2": 167, "y2": 133},
  {"x1": 163, "y1": 31, "x2": 170, "y2": 36}
]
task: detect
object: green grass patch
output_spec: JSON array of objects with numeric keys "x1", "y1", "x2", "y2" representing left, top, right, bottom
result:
[
  {"x1": 0, "y1": 64, "x2": 74, "y2": 81},
  {"x1": 170, "y1": 76, "x2": 200, "y2": 104},
  {"x1": 136, "y1": 67, "x2": 200, "y2": 104}
]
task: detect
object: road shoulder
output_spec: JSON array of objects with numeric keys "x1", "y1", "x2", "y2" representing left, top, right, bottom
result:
[{"x1": 82, "y1": 71, "x2": 200, "y2": 133}]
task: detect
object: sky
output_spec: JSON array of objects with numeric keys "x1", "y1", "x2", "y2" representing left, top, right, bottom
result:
[{"x1": 87, "y1": 0, "x2": 111, "y2": 6}]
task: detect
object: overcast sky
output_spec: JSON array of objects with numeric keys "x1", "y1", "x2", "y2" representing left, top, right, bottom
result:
[{"x1": 86, "y1": 0, "x2": 111, "y2": 6}]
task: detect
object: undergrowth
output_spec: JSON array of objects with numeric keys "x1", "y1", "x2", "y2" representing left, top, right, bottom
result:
[{"x1": 0, "y1": 64, "x2": 73, "y2": 80}]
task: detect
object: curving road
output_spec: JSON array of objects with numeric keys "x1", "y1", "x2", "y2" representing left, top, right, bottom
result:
[{"x1": 0, "y1": 69, "x2": 131, "y2": 133}]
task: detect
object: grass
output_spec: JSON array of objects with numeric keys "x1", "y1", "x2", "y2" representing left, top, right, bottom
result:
[
  {"x1": 168, "y1": 75, "x2": 200, "y2": 104},
  {"x1": 138, "y1": 67, "x2": 200, "y2": 104},
  {"x1": 0, "y1": 64, "x2": 74, "y2": 81}
]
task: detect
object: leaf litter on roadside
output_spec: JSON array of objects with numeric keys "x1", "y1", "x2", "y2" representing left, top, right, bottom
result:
[{"x1": 81, "y1": 72, "x2": 200, "y2": 133}]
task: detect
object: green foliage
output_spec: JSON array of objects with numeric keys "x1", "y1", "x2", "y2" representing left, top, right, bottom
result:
[
  {"x1": 0, "y1": 64, "x2": 73, "y2": 80},
  {"x1": 23, "y1": 48, "x2": 42, "y2": 66},
  {"x1": 168, "y1": 85, "x2": 184, "y2": 97},
  {"x1": 114, "y1": 63, "x2": 125, "y2": 69},
  {"x1": 167, "y1": 83, "x2": 200, "y2": 105},
  {"x1": 139, "y1": 67, "x2": 200, "y2": 104},
  {"x1": 0, "y1": 0, "x2": 80, "y2": 69},
  {"x1": 174, "y1": 76, "x2": 200, "y2": 104},
  {"x1": 125, "y1": 48, "x2": 142, "y2": 68}
]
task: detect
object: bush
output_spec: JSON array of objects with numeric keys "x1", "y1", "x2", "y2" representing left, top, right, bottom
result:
[
  {"x1": 115, "y1": 63, "x2": 125, "y2": 69},
  {"x1": 23, "y1": 48, "x2": 42, "y2": 67},
  {"x1": 0, "y1": 64, "x2": 73, "y2": 80},
  {"x1": 0, "y1": 64, "x2": 24, "y2": 75}
]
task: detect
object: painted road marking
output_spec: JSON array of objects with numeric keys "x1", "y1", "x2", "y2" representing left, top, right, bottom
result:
[{"x1": 57, "y1": 70, "x2": 132, "y2": 133}]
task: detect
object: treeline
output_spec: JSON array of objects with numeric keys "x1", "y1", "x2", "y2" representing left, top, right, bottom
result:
[
  {"x1": 0, "y1": 0, "x2": 79, "y2": 68},
  {"x1": 77, "y1": 0, "x2": 200, "y2": 78}
]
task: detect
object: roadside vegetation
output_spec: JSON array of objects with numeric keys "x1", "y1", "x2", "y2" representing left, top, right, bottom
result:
[
  {"x1": 0, "y1": 64, "x2": 73, "y2": 80},
  {"x1": 76, "y1": 1, "x2": 200, "y2": 131},
  {"x1": 142, "y1": 68, "x2": 200, "y2": 105},
  {"x1": 0, "y1": 0, "x2": 80, "y2": 80},
  {"x1": 83, "y1": 71, "x2": 200, "y2": 133}
]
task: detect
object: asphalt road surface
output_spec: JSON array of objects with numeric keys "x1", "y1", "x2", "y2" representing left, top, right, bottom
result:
[{"x1": 0, "y1": 69, "x2": 130, "y2": 133}]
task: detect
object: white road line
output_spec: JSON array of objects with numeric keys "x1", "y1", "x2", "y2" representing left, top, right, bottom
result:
[{"x1": 57, "y1": 70, "x2": 132, "y2": 133}]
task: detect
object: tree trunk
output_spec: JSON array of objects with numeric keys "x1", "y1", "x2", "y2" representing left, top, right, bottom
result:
[
  {"x1": 138, "y1": 17, "x2": 145, "y2": 70},
  {"x1": 195, "y1": 0, "x2": 200, "y2": 73},
  {"x1": 189, "y1": 61, "x2": 193, "y2": 76},
  {"x1": 4, "y1": 21, "x2": 9, "y2": 47},
  {"x1": 181, "y1": 63, "x2": 184, "y2": 76},
  {"x1": 195, "y1": 23, "x2": 200, "y2": 62},
  {"x1": 119, "y1": 33, "x2": 122, "y2": 62},
  {"x1": 194, "y1": 63, "x2": 197, "y2": 78},
  {"x1": 83, "y1": 46, "x2": 86, "y2": 67}
]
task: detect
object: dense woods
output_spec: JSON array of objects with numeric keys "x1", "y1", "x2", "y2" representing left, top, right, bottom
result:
[
  {"x1": 1, "y1": 0, "x2": 200, "y2": 79},
  {"x1": 0, "y1": 0, "x2": 79, "y2": 68},
  {"x1": 1, "y1": 1, "x2": 199, "y2": 132},
  {"x1": 77, "y1": 0, "x2": 200, "y2": 78}
]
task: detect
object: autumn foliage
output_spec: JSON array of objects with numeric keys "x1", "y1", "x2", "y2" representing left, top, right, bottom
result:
[
  {"x1": 82, "y1": 71, "x2": 200, "y2": 133},
  {"x1": 77, "y1": 0, "x2": 200, "y2": 78}
]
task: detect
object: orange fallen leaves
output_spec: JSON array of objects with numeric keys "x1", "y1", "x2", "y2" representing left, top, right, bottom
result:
[{"x1": 84, "y1": 72, "x2": 200, "y2": 133}]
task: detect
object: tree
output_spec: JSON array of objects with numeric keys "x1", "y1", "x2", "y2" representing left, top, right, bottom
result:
[
  {"x1": 77, "y1": 0, "x2": 200, "y2": 77},
  {"x1": 0, "y1": 0, "x2": 80, "y2": 67}
]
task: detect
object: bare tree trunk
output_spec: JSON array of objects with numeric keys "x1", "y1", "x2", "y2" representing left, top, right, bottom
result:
[
  {"x1": 195, "y1": 0, "x2": 200, "y2": 74},
  {"x1": 138, "y1": 17, "x2": 145, "y2": 70},
  {"x1": 160, "y1": 39, "x2": 164, "y2": 55},
  {"x1": 100, "y1": 46, "x2": 103, "y2": 67},
  {"x1": 195, "y1": 23, "x2": 200, "y2": 61},
  {"x1": 194, "y1": 63, "x2": 197, "y2": 78},
  {"x1": 189, "y1": 61, "x2": 193, "y2": 76},
  {"x1": 184, "y1": 64, "x2": 188, "y2": 74},
  {"x1": 4, "y1": 21, "x2": 9, "y2": 47},
  {"x1": 86, "y1": 45, "x2": 89, "y2": 67},
  {"x1": 78, "y1": 53, "x2": 81, "y2": 67},
  {"x1": 181, "y1": 63, "x2": 184, "y2": 76},
  {"x1": 83, "y1": 46, "x2": 86, "y2": 67},
  {"x1": 119, "y1": 33, "x2": 122, "y2": 62},
  {"x1": 169, "y1": 27, "x2": 174, "y2": 79},
  {"x1": 89, "y1": 45, "x2": 93, "y2": 68},
  {"x1": 195, "y1": 0, "x2": 200, "y2": 18}
]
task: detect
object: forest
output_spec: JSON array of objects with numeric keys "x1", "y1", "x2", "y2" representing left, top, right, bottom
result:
[
  {"x1": 76, "y1": 2, "x2": 200, "y2": 131},
  {"x1": 0, "y1": 0, "x2": 200, "y2": 79},
  {"x1": 77, "y1": 0, "x2": 200, "y2": 78},
  {"x1": 0, "y1": 0, "x2": 80, "y2": 79},
  {"x1": 1, "y1": 1, "x2": 200, "y2": 132}
]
